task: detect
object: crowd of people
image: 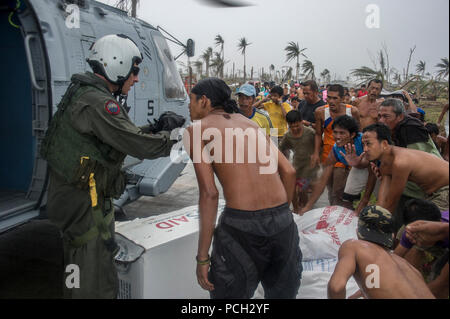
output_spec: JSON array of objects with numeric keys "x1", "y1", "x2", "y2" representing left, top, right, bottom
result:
[
  {"x1": 39, "y1": 32, "x2": 447, "y2": 300},
  {"x1": 187, "y1": 77, "x2": 449, "y2": 299}
]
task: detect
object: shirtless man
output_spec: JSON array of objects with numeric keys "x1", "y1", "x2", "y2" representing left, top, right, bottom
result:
[
  {"x1": 328, "y1": 205, "x2": 435, "y2": 299},
  {"x1": 352, "y1": 79, "x2": 384, "y2": 129},
  {"x1": 362, "y1": 123, "x2": 449, "y2": 215},
  {"x1": 184, "y1": 78, "x2": 302, "y2": 299},
  {"x1": 311, "y1": 85, "x2": 360, "y2": 206},
  {"x1": 313, "y1": 85, "x2": 360, "y2": 166}
]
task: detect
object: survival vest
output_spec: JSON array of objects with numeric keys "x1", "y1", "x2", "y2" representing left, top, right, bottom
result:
[{"x1": 41, "y1": 81, "x2": 127, "y2": 199}]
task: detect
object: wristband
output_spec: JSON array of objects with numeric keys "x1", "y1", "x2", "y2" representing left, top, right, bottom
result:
[{"x1": 196, "y1": 255, "x2": 211, "y2": 265}]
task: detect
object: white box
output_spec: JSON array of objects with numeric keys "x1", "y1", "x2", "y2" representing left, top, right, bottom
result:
[{"x1": 114, "y1": 200, "x2": 225, "y2": 299}]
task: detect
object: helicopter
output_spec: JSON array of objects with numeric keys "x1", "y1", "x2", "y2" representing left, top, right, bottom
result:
[{"x1": 0, "y1": 0, "x2": 198, "y2": 232}]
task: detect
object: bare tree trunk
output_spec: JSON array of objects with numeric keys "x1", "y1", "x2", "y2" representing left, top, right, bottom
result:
[
  {"x1": 232, "y1": 62, "x2": 235, "y2": 83},
  {"x1": 405, "y1": 45, "x2": 416, "y2": 82},
  {"x1": 416, "y1": 82, "x2": 421, "y2": 103},
  {"x1": 243, "y1": 54, "x2": 246, "y2": 82},
  {"x1": 131, "y1": 0, "x2": 137, "y2": 17},
  {"x1": 382, "y1": 43, "x2": 391, "y2": 84}
]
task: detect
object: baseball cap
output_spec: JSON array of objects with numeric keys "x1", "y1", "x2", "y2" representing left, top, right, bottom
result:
[
  {"x1": 417, "y1": 108, "x2": 426, "y2": 116},
  {"x1": 237, "y1": 84, "x2": 256, "y2": 97},
  {"x1": 358, "y1": 206, "x2": 394, "y2": 249}
]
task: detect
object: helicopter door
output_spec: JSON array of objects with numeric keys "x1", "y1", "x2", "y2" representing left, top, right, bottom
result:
[{"x1": 0, "y1": 0, "x2": 50, "y2": 232}]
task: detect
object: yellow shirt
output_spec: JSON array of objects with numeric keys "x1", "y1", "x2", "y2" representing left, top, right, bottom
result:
[
  {"x1": 263, "y1": 102, "x2": 291, "y2": 136},
  {"x1": 249, "y1": 108, "x2": 272, "y2": 136}
]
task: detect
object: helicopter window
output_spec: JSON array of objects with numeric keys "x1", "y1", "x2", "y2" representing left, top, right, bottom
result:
[{"x1": 153, "y1": 33, "x2": 186, "y2": 100}]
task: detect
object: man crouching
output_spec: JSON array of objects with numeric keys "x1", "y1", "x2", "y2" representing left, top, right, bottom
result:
[
  {"x1": 328, "y1": 206, "x2": 435, "y2": 299},
  {"x1": 183, "y1": 78, "x2": 302, "y2": 299}
]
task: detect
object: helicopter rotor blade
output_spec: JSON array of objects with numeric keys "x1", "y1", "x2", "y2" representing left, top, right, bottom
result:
[{"x1": 197, "y1": 0, "x2": 254, "y2": 8}]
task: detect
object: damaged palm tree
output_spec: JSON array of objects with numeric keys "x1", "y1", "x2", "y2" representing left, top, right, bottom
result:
[
  {"x1": 202, "y1": 47, "x2": 213, "y2": 78},
  {"x1": 115, "y1": 0, "x2": 139, "y2": 17},
  {"x1": 302, "y1": 60, "x2": 315, "y2": 81},
  {"x1": 237, "y1": 37, "x2": 251, "y2": 82},
  {"x1": 285, "y1": 41, "x2": 307, "y2": 82},
  {"x1": 436, "y1": 57, "x2": 449, "y2": 80},
  {"x1": 210, "y1": 52, "x2": 227, "y2": 79}
]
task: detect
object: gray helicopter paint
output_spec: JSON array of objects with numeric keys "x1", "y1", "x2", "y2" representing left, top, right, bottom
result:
[{"x1": 1, "y1": 0, "x2": 190, "y2": 232}]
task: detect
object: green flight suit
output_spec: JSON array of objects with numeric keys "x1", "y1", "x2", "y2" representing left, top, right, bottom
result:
[{"x1": 45, "y1": 72, "x2": 175, "y2": 299}]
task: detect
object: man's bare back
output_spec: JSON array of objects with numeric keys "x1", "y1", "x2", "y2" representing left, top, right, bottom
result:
[
  {"x1": 382, "y1": 146, "x2": 449, "y2": 195},
  {"x1": 354, "y1": 95, "x2": 384, "y2": 129},
  {"x1": 195, "y1": 111, "x2": 289, "y2": 211},
  {"x1": 346, "y1": 239, "x2": 435, "y2": 299}
]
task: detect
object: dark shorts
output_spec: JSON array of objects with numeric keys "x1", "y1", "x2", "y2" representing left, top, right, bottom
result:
[{"x1": 209, "y1": 203, "x2": 302, "y2": 299}]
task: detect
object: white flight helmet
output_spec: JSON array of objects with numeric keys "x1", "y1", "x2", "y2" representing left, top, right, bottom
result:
[{"x1": 87, "y1": 34, "x2": 143, "y2": 86}]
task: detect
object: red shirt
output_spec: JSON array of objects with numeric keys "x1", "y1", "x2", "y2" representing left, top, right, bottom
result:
[{"x1": 357, "y1": 90, "x2": 368, "y2": 98}]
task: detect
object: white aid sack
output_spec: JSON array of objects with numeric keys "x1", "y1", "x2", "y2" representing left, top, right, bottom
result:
[
  {"x1": 296, "y1": 206, "x2": 358, "y2": 261},
  {"x1": 254, "y1": 206, "x2": 360, "y2": 299}
]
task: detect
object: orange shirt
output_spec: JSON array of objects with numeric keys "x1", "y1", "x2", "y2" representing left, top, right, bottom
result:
[{"x1": 321, "y1": 105, "x2": 353, "y2": 168}]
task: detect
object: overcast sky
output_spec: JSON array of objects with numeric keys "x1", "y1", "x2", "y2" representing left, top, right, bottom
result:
[{"x1": 100, "y1": 0, "x2": 449, "y2": 81}]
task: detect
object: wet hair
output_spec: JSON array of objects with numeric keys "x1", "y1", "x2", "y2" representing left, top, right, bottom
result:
[
  {"x1": 368, "y1": 79, "x2": 384, "y2": 90},
  {"x1": 270, "y1": 86, "x2": 284, "y2": 96},
  {"x1": 363, "y1": 123, "x2": 393, "y2": 145},
  {"x1": 403, "y1": 199, "x2": 441, "y2": 225},
  {"x1": 332, "y1": 115, "x2": 360, "y2": 136},
  {"x1": 191, "y1": 78, "x2": 240, "y2": 114},
  {"x1": 286, "y1": 110, "x2": 303, "y2": 124},
  {"x1": 328, "y1": 84, "x2": 345, "y2": 98},
  {"x1": 425, "y1": 123, "x2": 440, "y2": 136},
  {"x1": 303, "y1": 80, "x2": 318, "y2": 92},
  {"x1": 380, "y1": 98, "x2": 406, "y2": 116}
]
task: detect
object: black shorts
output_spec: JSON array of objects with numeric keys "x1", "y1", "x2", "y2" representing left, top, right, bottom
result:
[{"x1": 209, "y1": 203, "x2": 302, "y2": 299}]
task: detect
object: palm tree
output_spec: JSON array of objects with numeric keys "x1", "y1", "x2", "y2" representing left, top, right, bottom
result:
[
  {"x1": 436, "y1": 57, "x2": 449, "y2": 79},
  {"x1": 214, "y1": 35, "x2": 225, "y2": 78},
  {"x1": 320, "y1": 69, "x2": 331, "y2": 84},
  {"x1": 210, "y1": 52, "x2": 227, "y2": 78},
  {"x1": 281, "y1": 67, "x2": 293, "y2": 83},
  {"x1": 284, "y1": 41, "x2": 307, "y2": 82},
  {"x1": 302, "y1": 60, "x2": 315, "y2": 81},
  {"x1": 237, "y1": 37, "x2": 251, "y2": 82},
  {"x1": 351, "y1": 66, "x2": 384, "y2": 85},
  {"x1": 201, "y1": 47, "x2": 213, "y2": 77},
  {"x1": 115, "y1": 0, "x2": 139, "y2": 17},
  {"x1": 193, "y1": 60, "x2": 203, "y2": 79},
  {"x1": 215, "y1": 34, "x2": 225, "y2": 60},
  {"x1": 416, "y1": 60, "x2": 426, "y2": 77}
]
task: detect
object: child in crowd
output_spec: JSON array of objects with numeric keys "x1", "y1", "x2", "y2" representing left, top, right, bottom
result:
[{"x1": 280, "y1": 110, "x2": 318, "y2": 214}]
